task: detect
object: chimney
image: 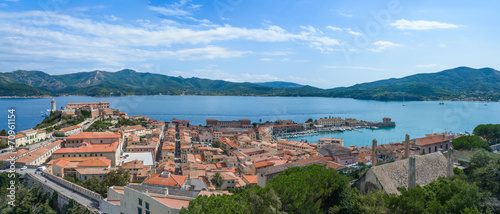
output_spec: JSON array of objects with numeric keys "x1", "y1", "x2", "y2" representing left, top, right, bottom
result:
[
  {"x1": 408, "y1": 155, "x2": 416, "y2": 189},
  {"x1": 372, "y1": 139, "x2": 377, "y2": 166},
  {"x1": 404, "y1": 134, "x2": 410, "y2": 159},
  {"x1": 447, "y1": 149, "x2": 454, "y2": 177}
]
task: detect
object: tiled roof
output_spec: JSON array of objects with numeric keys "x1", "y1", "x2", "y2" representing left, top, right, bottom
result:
[
  {"x1": 414, "y1": 135, "x2": 452, "y2": 146},
  {"x1": 77, "y1": 157, "x2": 111, "y2": 167},
  {"x1": 53, "y1": 142, "x2": 119, "y2": 154},
  {"x1": 242, "y1": 175, "x2": 257, "y2": 184},
  {"x1": 76, "y1": 167, "x2": 116, "y2": 175},
  {"x1": 152, "y1": 196, "x2": 190, "y2": 209},
  {"x1": 253, "y1": 161, "x2": 274, "y2": 168},
  {"x1": 143, "y1": 174, "x2": 187, "y2": 188},
  {"x1": 66, "y1": 131, "x2": 120, "y2": 139},
  {"x1": 121, "y1": 160, "x2": 144, "y2": 169}
]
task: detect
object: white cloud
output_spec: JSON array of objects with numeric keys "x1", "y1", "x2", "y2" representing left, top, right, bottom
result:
[
  {"x1": 4, "y1": 0, "x2": 19, "y2": 2},
  {"x1": 325, "y1": 25, "x2": 342, "y2": 31},
  {"x1": 300, "y1": 25, "x2": 318, "y2": 33},
  {"x1": 346, "y1": 28, "x2": 361, "y2": 36},
  {"x1": 148, "y1": 5, "x2": 189, "y2": 16},
  {"x1": 368, "y1": 41, "x2": 403, "y2": 52},
  {"x1": 260, "y1": 58, "x2": 273, "y2": 61},
  {"x1": 416, "y1": 64, "x2": 436, "y2": 68},
  {"x1": 323, "y1": 66, "x2": 386, "y2": 71},
  {"x1": 439, "y1": 44, "x2": 447, "y2": 48},
  {"x1": 70, "y1": 5, "x2": 105, "y2": 12},
  {"x1": 0, "y1": 10, "x2": 342, "y2": 68},
  {"x1": 390, "y1": 19, "x2": 463, "y2": 30},
  {"x1": 0, "y1": 3, "x2": 7, "y2": 7},
  {"x1": 140, "y1": 64, "x2": 155, "y2": 68},
  {"x1": 105, "y1": 15, "x2": 119, "y2": 21},
  {"x1": 338, "y1": 12, "x2": 353, "y2": 18},
  {"x1": 148, "y1": 0, "x2": 202, "y2": 17}
]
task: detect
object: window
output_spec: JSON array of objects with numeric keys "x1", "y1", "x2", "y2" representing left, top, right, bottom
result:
[
  {"x1": 137, "y1": 208, "x2": 142, "y2": 214},
  {"x1": 145, "y1": 202, "x2": 149, "y2": 210},
  {"x1": 446, "y1": 144, "x2": 448, "y2": 150},
  {"x1": 440, "y1": 145, "x2": 443, "y2": 149},
  {"x1": 146, "y1": 211, "x2": 150, "y2": 214},
  {"x1": 138, "y1": 198, "x2": 142, "y2": 206},
  {"x1": 435, "y1": 146, "x2": 438, "y2": 152},
  {"x1": 429, "y1": 147, "x2": 431, "y2": 153}
]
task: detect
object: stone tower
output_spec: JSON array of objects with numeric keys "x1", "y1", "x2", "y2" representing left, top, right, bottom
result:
[
  {"x1": 404, "y1": 134, "x2": 410, "y2": 159},
  {"x1": 372, "y1": 139, "x2": 377, "y2": 166},
  {"x1": 51, "y1": 99, "x2": 56, "y2": 112}
]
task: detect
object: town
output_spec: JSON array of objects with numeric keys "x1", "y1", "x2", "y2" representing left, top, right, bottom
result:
[{"x1": 0, "y1": 101, "x2": 497, "y2": 213}]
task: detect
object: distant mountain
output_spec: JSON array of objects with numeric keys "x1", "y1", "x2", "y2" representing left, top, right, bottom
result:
[
  {"x1": 0, "y1": 69, "x2": 324, "y2": 97},
  {"x1": 256, "y1": 81, "x2": 304, "y2": 88},
  {"x1": 0, "y1": 67, "x2": 499, "y2": 101},
  {"x1": 326, "y1": 67, "x2": 500, "y2": 101}
]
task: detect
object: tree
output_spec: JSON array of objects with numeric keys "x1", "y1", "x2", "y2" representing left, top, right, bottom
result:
[
  {"x1": 266, "y1": 164, "x2": 357, "y2": 213},
  {"x1": 452, "y1": 135, "x2": 492, "y2": 152},
  {"x1": 49, "y1": 191, "x2": 59, "y2": 211},
  {"x1": 473, "y1": 124, "x2": 500, "y2": 144},
  {"x1": 356, "y1": 190, "x2": 388, "y2": 214},
  {"x1": 305, "y1": 118, "x2": 313, "y2": 123},
  {"x1": 210, "y1": 172, "x2": 223, "y2": 189},
  {"x1": 84, "y1": 177, "x2": 106, "y2": 196},
  {"x1": 181, "y1": 185, "x2": 283, "y2": 214},
  {"x1": 386, "y1": 178, "x2": 488, "y2": 214},
  {"x1": 469, "y1": 161, "x2": 500, "y2": 198},
  {"x1": 212, "y1": 140, "x2": 222, "y2": 149},
  {"x1": 0, "y1": 129, "x2": 7, "y2": 136},
  {"x1": 104, "y1": 168, "x2": 130, "y2": 187},
  {"x1": 469, "y1": 149, "x2": 496, "y2": 169}
]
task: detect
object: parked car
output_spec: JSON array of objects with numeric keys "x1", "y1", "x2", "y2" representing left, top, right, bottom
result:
[{"x1": 20, "y1": 166, "x2": 28, "y2": 171}]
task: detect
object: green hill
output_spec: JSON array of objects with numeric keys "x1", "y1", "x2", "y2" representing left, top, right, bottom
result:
[{"x1": 0, "y1": 67, "x2": 499, "y2": 101}]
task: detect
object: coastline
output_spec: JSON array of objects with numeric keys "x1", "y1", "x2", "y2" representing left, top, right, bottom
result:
[{"x1": 0, "y1": 94, "x2": 496, "y2": 102}]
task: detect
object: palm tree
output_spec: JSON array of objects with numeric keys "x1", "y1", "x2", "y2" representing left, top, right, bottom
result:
[{"x1": 211, "y1": 172, "x2": 223, "y2": 189}]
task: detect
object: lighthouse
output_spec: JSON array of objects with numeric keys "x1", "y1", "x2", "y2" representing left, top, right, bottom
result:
[{"x1": 51, "y1": 99, "x2": 56, "y2": 112}]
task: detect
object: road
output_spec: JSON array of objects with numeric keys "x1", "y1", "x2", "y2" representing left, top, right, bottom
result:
[{"x1": 29, "y1": 172, "x2": 100, "y2": 209}]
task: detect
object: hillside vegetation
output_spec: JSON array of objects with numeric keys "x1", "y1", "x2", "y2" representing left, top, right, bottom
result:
[{"x1": 1, "y1": 67, "x2": 499, "y2": 101}]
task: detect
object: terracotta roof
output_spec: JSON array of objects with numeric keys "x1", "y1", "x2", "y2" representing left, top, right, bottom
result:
[
  {"x1": 224, "y1": 167, "x2": 241, "y2": 173},
  {"x1": 66, "y1": 131, "x2": 120, "y2": 139},
  {"x1": 57, "y1": 125, "x2": 81, "y2": 132},
  {"x1": 162, "y1": 145, "x2": 175, "y2": 150},
  {"x1": 253, "y1": 161, "x2": 275, "y2": 168},
  {"x1": 152, "y1": 196, "x2": 190, "y2": 209},
  {"x1": 53, "y1": 142, "x2": 119, "y2": 154},
  {"x1": 326, "y1": 161, "x2": 346, "y2": 170},
  {"x1": 143, "y1": 173, "x2": 187, "y2": 188},
  {"x1": 415, "y1": 135, "x2": 452, "y2": 146},
  {"x1": 121, "y1": 160, "x2": 144, "y2": 169},
  {"x1": 53, "y1": 159, "x2": 70, "y2": 167},
  {"x1": 77, "y1": 157, "x2": 111, "y2": 167},
  {"x1": 76, "y1": 167, "x2": 116, "y2": 175},
  {"x1": 242, "y1": 175, "x2": 258, "y2": 184}
]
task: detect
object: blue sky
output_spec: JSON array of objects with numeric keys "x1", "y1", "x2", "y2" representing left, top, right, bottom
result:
[{"x1": 0, "y1": 0, "x2": 499, "y2": 88}]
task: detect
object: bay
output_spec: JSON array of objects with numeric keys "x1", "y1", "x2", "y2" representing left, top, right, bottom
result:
[{"x1": 0, "y1": 95, "x2": 497, "y2": 147}]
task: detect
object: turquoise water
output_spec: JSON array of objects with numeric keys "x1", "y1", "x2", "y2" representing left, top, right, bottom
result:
[{"x1": 0, "y1": 96, "x2": 497, "y2": 147}]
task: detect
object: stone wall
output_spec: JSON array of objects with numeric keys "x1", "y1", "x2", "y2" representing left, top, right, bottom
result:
[
  {"x1": 25, "y1": 173, "x2": 73, "y2": 210},
  {"x1": 42, "y1": 171, "x2": 103, "y2": 202}
]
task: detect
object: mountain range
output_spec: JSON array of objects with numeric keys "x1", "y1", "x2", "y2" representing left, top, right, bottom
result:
[{"x1": 1, "y1": 66, "x2": 499, "y2": 101}]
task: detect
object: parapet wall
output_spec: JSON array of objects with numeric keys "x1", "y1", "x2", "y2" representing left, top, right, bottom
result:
[{"x1": 42, "y1": 171, "x2": 103, "y2": 202}]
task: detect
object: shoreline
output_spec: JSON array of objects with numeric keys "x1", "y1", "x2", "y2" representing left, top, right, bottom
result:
[{"x1": 0, "y1": 94, "x2": 496, "y2": 102}]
